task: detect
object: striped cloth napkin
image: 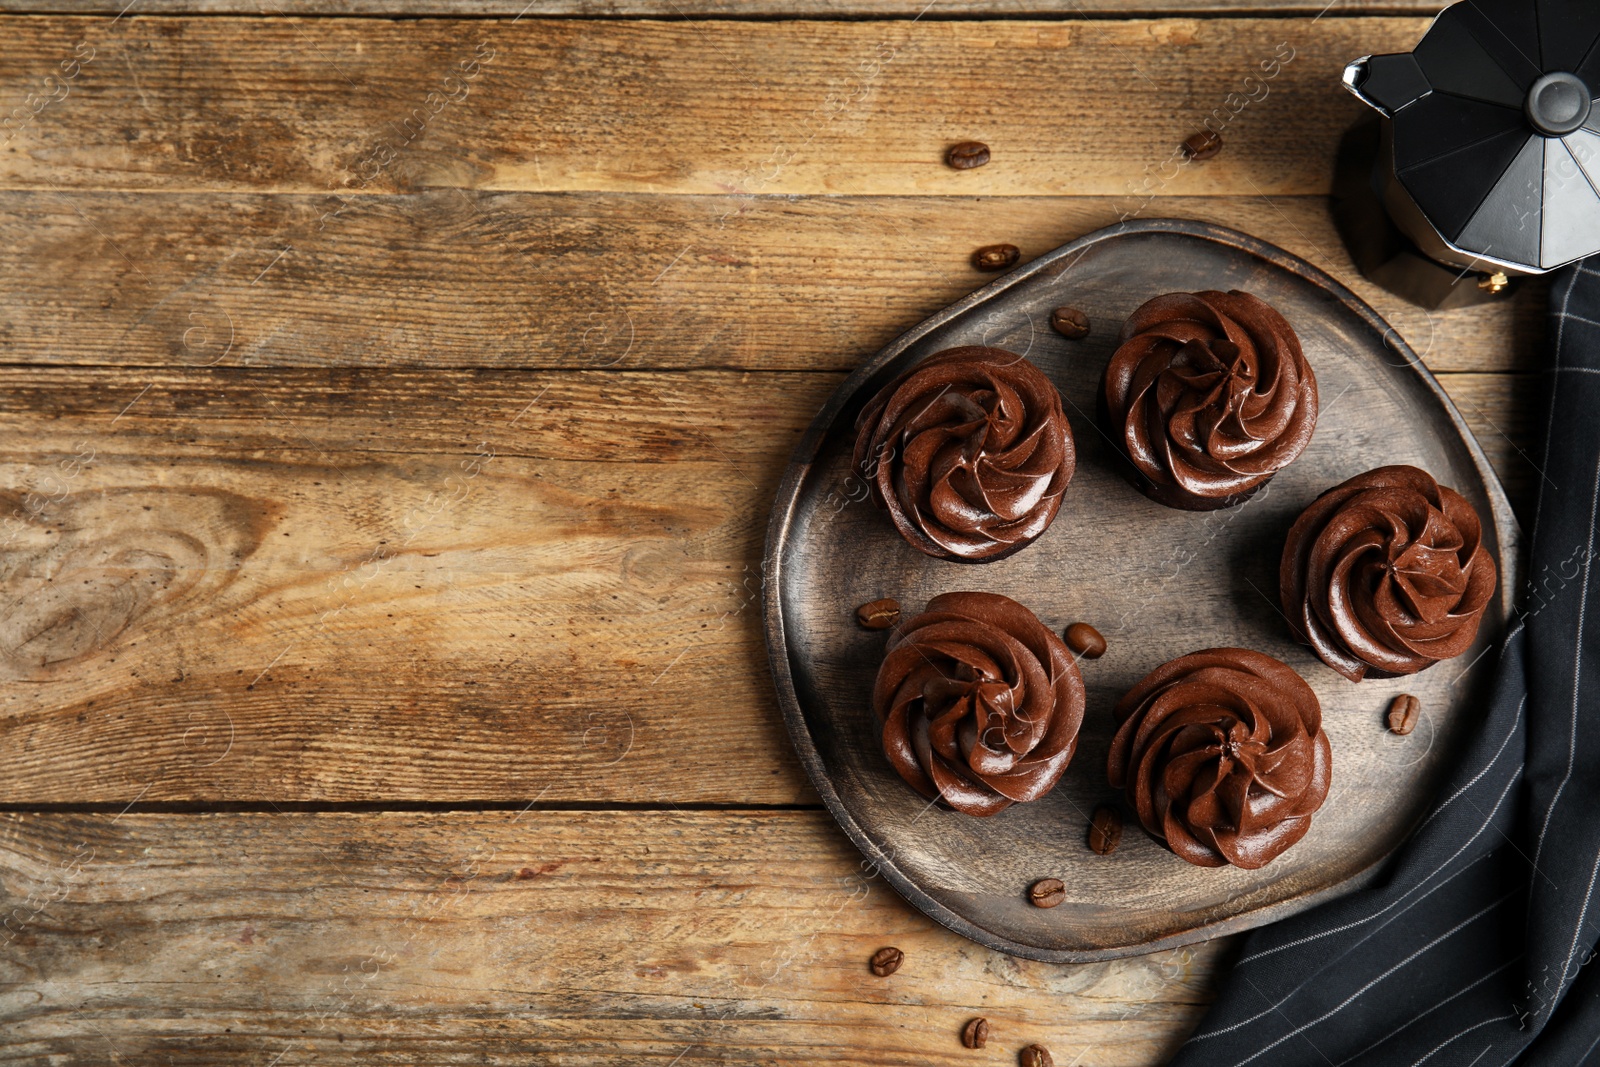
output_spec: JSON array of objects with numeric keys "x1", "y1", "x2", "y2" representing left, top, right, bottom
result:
[{"x1": 1169, "y1": 260, "x2": 1600, "y2": 1066}]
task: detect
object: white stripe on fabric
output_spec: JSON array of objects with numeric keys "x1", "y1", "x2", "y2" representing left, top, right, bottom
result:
[
  {"x1": 1233, "y1": 693, "x2": 1525, "y2": 970},
  {"x1": 1233, "y1": 850, "x2": 1494, "y2": 970},
  {"x1": 1534, "y1": 268, "x2": 1582, "y2": 552},
  {"x1": 1530, "y1": 443, "x2": 1600, "y2": 874},
  {"x1": 1191, "y1": 768, "x2": 1523, "y2": 1042},
  {"x1": 1409, "y1": 1014, "x2": 1516, "y2": 1067},
  {"x1": 1414, "y1": 687, "x2": 1524, "y2": 838},
  {"x1": 1558, "y1": 847, "x2": 1600, "y2": 1004},
  {"x1": 1333, "y1": 956, "x2": 1520, "y2": 1067},
  {"x1": 1220, "y1": 890, "x2": 1519, "y2": 1067}
]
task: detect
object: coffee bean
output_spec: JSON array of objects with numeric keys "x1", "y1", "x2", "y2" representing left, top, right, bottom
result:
[
  {"x1": 1182, "y1": 130, "x2": 1223, "y2": 161},
  {"x1": 1064, "y1": 622, "x2": 1106, "y2": 659},
  {"x1": 947, "y1": 141, "x2": 991, "y2": 170},
  {"x1": 1020, "y1": 1044, "x2": 1054, "y2": 1067},
  {"x1": 1387, "y1": 693, "x2": 1421, "y2": 736},
  {"x1": 857, "y1": 598, "x2": 901, "y2": 630},
  {"x1": 1028, "y1": 878, "x2": 1066, "y2": 909},
  {"x1": 972, "y1": 244, "x2": 1020, "y2": 272},
  {"x1": 962, "y1": 1017, "x2": 990, "y2": 1049},
  {"x1": 870, "y1": 946, "x2": 904, "y2": 976},
  {"x1": 1049, "y1": 306, "x2": 1090, "y2": 339},
  {"x1": 1088, "y1": 804, "x2": 1123, "y2": 855}
]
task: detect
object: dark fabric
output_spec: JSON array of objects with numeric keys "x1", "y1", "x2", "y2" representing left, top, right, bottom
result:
[{"x1": 1169, "y1": 261, "x2": 1600, "y2": 1067}]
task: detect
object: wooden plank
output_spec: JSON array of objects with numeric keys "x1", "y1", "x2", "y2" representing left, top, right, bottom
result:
[
  {"x1": 0, "y1": 369, "x2": 833, "y2": 806},
  {"x1": 0, "y1": 809, "x2": 1230, "y2": 1064},
  {"x1": 0, "y1": 17, "x2": 1425, "y2": 196},
  {"x1": 0, "y1": 191, "x2": 1543, "y2": 374},
  {"x1": 1439, "y1": 371, "x2": 1546, "y2": 527},
  {"x1": 0, "y1": 367, "x2": 1532, "y2": 805},
  {"x1": 0, "y1": 1, "x2": 1454, "y2": 15}
]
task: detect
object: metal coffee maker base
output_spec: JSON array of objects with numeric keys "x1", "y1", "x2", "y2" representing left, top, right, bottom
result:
[{"x1": 1333, "y1": 118, "x2": 1519, "y2": 311}]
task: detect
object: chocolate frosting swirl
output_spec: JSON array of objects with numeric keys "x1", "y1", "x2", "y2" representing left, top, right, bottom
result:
[
  {"x1": 1281, "y1": 465, "x2": 1498, "y2": 682},
  {"x1": 1107, "y1": 648, "x2": 1331, "y2": 869},
  {"x1": 853, "y1": 347, "x2": 1075, "y2": 562},
  {"x1": 1102, "y1": 291, "x2": 1317, "y2": 510},
  {"x1": 873, "y1": 591, "x2": 1086, "y2": 816}
]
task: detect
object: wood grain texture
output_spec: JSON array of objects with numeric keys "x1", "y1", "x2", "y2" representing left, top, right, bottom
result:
[
  {"x1": 0, "y1": 809, "x2": 1230, "y2": 1064},
  {"x1": 0, "y1": 191, "x2": 1545, "y2": 374},
  {"x1": 0, "y1": 369, "x2": 829, "y2": 806},
  {"x1": 1438, "y1": 371, "x2": 1546, "y2": 524},
  {"x1": 0, "y1": 366, "x2": 1531, "y2": 806},
  {"x1": 0, "y1": 17, "x2": 1425, "y2": 196},
  {"x1": 0, "y1": 1, "x2": 1453, "y2": 15}
]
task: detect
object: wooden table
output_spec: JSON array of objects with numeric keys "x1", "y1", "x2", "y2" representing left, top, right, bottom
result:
[{"x1": 0, "y1": 0, "x2": 1541, "y2": 1061}]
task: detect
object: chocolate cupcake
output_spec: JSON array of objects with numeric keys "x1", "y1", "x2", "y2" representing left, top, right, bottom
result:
[
  {"x1": 1281, "y1": 465, "x2": 1498, "y2": 682},
  {"x1": 1107, "y1": 648, "x2": 1331, "y2": 869},
  {"x1": 853, "y1": 346, "x2": 1075, "y2": 562},
  {"x1": 873, "y1": 592, "x2": 1085, "y2": 816},
  {"x1": 1102, "y1": 291, "x2": 1317, "y2": 510}
]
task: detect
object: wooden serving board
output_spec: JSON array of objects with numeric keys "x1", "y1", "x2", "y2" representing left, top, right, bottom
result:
[{"x1": 762, "y1": 219, "x2": 1520, "y2": 962}]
